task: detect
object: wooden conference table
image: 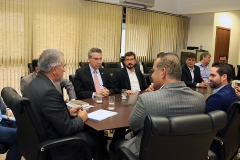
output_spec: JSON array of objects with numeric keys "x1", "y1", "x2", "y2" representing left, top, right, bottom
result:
[{"x1": 82, "y1": 86, "x2": 213, "y2": 159}]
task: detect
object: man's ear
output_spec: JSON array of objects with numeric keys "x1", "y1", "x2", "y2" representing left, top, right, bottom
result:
[{"x1": 222, "y1": 74, "x2": 227, "y2": 81}]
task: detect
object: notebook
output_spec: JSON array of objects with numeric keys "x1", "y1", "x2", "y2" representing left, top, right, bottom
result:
[{"x1": 88, "y1": 109, "x2": 118, "y2": 122}]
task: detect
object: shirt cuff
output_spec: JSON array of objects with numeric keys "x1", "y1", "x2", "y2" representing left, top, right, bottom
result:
[
  {"x1": 196, "y1": 83, "x2": 199, "y2": 87},
  {"x1": 92, "y1": 93, "x2": 95, "y2": 98}
]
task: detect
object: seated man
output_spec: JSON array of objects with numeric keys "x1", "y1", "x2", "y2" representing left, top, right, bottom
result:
[
  {"x1": 205, "y1": 62, "x2": 238, "y2": 113},
  {"x1": 0, "y1": 98, "x2": 21, "y2": 160},
  {"x1": 111, "y1": 51, "x2": 148, "y2": 94},
  {"x1": 23, "y1": 49, "x2": 108, "y2": 159},
  {"x1": 73, "y1": 47, "x2": 114, "y2": 99},
  {"x1": 219, "y1": 54, "x2": 235, "y2": 80},
  {"x1": 195, "y1": 52, "x2": 211, "y2": 83},
  {"x1": 181, "y1": 52, "x2": 208, "y2": 88},
  {"x1": 119, "y1": 53, "x2": 205, "y2": 156},
  {"x1": 20, "y1": 59, "x2": 76, "y2": 100}
]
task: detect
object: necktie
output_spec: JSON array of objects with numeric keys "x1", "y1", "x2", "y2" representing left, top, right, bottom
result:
[{"x1": 94, "y1": 70, "x2": 101, "y2": 92}]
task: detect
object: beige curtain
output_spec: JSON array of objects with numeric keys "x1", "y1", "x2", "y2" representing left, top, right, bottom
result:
[
  {"x1": 125, "y1": 8, "x2": 189, "y2": 62},
  {"x1": 0, "y1": 0, "x2": 122, "y2": 94}
]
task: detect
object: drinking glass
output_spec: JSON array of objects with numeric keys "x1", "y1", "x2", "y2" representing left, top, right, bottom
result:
[
  {"x1": 96, "y1": 92, "x2": 102, "y2": 103},
  {"x1": 121, "y1": 89, "x2": 127, "y2": 100},
  {"x1": 108, "y1": 96, "x2": 115, "y2": 110}
]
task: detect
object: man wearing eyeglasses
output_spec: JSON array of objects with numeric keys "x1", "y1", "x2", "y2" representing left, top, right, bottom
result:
[{"x1": 111, "y1": 51, "x2": 148, "y2": 94}]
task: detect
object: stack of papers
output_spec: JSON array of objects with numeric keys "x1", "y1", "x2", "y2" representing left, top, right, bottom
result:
[
  {"x1": 88, "y1": 109, "x2": 118, "y2": 122},
  {"x1": 66, "y1": 100, "x2": 94, "y2": 109}
]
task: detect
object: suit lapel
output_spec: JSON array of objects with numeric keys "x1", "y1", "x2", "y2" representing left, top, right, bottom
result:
[
  {"x1": 85, "y1": 66, "x2": 95, "y2": 87},
  {"x1": 184, "y1": 64, "x2": 193, "y2": 81},
  {"x1": 99, "y1": 68, "x2": 105, "y2": 86},
  {"x1": 123, "y1": 68, "x2": 131, "y2": 89},
  {"x1": 135, "y1": 69, "x2": 142, "y2": 88}
]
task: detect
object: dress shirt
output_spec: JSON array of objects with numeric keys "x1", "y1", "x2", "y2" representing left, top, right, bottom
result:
[
  {"x1": 126, "y1": 68, "x2": 141, "y2": 91},
  {"x1": 195, "y1": 62, "x2": 210, "y2": 83},
  {"x1": 212, "y1": 85, "x2": 225, "y2": 94},
  {"x1": 188, "y1": 66, "x2": 199, "y2": 87},
  {"x1": 89, "y1": 65, "x2": 104, "y2": 98}
]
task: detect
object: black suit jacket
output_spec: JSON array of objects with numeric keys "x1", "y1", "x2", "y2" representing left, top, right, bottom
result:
[
  {"x1": 74, "y1": 65, "x2": 114, "y2": 99},
  {"x1": 23, "y1": 73, "x2": 84, "y2": 159},
  {"x1": 181, "y1": 64, "x2": 203, "y2": 87},
  {"x1": 111, "y1": 68, "x2": 148, "y2": 94}
]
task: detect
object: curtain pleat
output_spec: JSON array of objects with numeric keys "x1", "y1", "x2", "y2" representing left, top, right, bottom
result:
[
  {"x1": 0, "y1": 0, "x2": 122, "y2": 94},
  {"x1": 125, "y1": 8, "x2": 189, "y2": 62}
]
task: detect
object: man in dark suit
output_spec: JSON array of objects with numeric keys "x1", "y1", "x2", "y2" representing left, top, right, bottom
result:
[
  {"x1": 73, "y1": 48, "x2": 114, "y2": 99},
  {"x1": 205, "y1": 62, "x2": 238, "y2": 159},
  {"x1": 181, "y1": 52, "x2": 208, "y2": 88},
  {"x1": 23, "y1": 49, "x2": 99, "y2": 160},
  {"x1": 219, "y1": 54, "x2": 235, "y2": 80},
  {"x1": 111, "y1": 51, "x2": 148, "y2": 94}
]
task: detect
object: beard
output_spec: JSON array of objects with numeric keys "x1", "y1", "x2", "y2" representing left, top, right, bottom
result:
[
  {"x1": 126, "y1": 64, "x2": 134, "y2": 70},
  {"x1": 210, "y1": 80, "x2": 221, "y2": 89}
]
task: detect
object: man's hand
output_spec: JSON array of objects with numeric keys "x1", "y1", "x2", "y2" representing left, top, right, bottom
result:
[
  {"x1": 101, "y1": 87, "x2": 110, "y2": 97},
  {"x1": 199, "y1": 81, "x2": 208, "y2": 88},
  {"x1": 126, "y1": 90, "x2": 135, "y2": 94},
  {"x1": 6, "y1": 109, "x2": 14, "y2": 118},
  {"x1": 78, "y1": 110, "x2": 88, "y2": 122},
  {"x1": 69, "y1": 106, "x2": 83, "y2": 117},
  {"x1": 145, "y1": 83, "x2": 155, "y2": 92}
]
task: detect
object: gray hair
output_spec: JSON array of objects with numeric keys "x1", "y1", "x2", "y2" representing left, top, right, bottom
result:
[
  {"x1": 88, "y1": 48, "x2": 102, "y2": 57},
  {"x1": 200, "y1": 52, "x2": 211, "y2": 61},
  {"x1": 157, "y1": 53, "x2": 182, "y2": 80},
  {"x1": 38, "y1": 49, "x2": 64, "y2": 73}
]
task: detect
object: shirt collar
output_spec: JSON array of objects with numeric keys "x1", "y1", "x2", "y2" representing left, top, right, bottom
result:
[
  {"x1": 89, "y1": 64, "x2": 99, "y2": 73},
  {"x1": 187, "y1": 65, "x2": 195, "y2": 71},
  {"x1": 126, "y1": 67, "x2": 135, "y2": 74},
  {"x1": 212, "y1": 85, "x2": 225, "y2": 94}
]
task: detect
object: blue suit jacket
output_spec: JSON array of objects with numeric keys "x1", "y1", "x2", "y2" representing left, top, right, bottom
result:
[{"x1": 205, "y1": 84, "x2": 238, "y2": 113}]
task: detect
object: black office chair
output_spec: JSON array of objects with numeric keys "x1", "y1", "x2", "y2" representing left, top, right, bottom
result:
[
  {"x1": 69, "y1": 74, "x2": 75, "y2": 84},
  {"x1": 115, "y1": 111, "x2": 227, "y2": 160},
  {"x1": 211, "y1": 101, "x2": 240, "y2": 160},
  {"x1": 28, "y1": 63, "x2": 34, "y2": 73},
  {"x1": 236, "y1": 65, "x2": 240, "y2": 80},
  {"x1": 79, "y1": 62, "x2": 89, "y2": 67},
  {"x1": 142, "y1": 62, "x2": 153, "y2": 73},
  {"x1": 1, "y1": 87, "x2": 93, "y2": 160},
  {"x1": 102, "y1": 62, "x2": 121, "y2": 75}
]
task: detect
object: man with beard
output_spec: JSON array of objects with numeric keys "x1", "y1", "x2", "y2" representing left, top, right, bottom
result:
[
  {"x1": 205, "y1": 62, "x2": 238, "y2": 113},
  {"x1": 111, "y1": 51, "x2": 148, "y2": 94},
  {"x1": 195, "y1": 52, "x2": 211, "y2": 83}
]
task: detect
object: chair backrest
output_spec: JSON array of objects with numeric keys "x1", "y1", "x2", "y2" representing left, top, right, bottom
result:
[
  {"x1": 102, "y1": 62, "x2": 121, "y2": 75},
  {"x1": 69, "y1": 74, "x2": 75, "y2": 84},
  {"x1": 1, "y1": 87, "x2": 48, "y2": 160},
  {"x1": 28, "y1": 63, "x2": 34, "y2": 73},
  {"x1": 216, "y1": 101, "x2": 240, "y2": 160},
  {"x1": 142, "y1": 62, "x2": 153, "y2": 73},
  {"x1": 139, "y1": 111, "x2": 227, "y2": 160},
  {"x1": 0, "y1": 143, "x2": 9, "y2": 154},
  {"x1": 79, "y1": 62, "x2": 89, "y2": 67}
]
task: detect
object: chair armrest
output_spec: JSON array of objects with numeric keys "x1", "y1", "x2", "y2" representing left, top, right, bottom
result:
[
  {"x1": 213, "y1": 136, "x2": 224, "y2": 145},
  {"x1": 207, "y1": 150, "x2": 216, "y2": 160},
  {"x1": 115, "y1": 147, "x2": 138, "y2": 160},
  {"x1": 38, "y1": 135, "x2": 92, "y2": 158}
]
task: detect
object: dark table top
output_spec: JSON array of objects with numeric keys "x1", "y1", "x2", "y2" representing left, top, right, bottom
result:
[{"x1": 83, "y1": 86, "x2": 214, "y2": 132}]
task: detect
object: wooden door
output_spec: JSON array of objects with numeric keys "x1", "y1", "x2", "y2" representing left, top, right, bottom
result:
[{"x1": 214, "y1": 26, "x2": 231, "y2": 62}]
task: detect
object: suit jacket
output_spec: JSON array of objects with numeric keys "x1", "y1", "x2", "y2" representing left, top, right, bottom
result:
[
  {"x1": 121, "y1": 81, "x2": 205, "y2": 156},
  {"x1": 73, "y1": 65, "x2": 114, "y2": 99},
  {"x1": 205, "y1": 84, "x2": 238, "y2": 113},
  {"x1": 111, "y1": 68, "x2": 148, "y2": 94},
  {"x1": 181, "y1": 64, "x2": 203, "y2": 87},
  {"x1": 20, "y1": 72, "x2": 76, "y2": 100},
  {"x1": 23, "y1": 73, "x2": 84, "y2": 159}
]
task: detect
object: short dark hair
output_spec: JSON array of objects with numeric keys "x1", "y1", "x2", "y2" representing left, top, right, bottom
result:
[
  {"x1": 212, "y1": 62, "x2": 232, "y2": 83},
  {"x1": 32, "y1": 59, "x2": 38, "y2": 71},
  {"x1": 185, "y1": 52, "x2": 196, "y2": 60},
  {"x1": 124, "y1": 51, "x2": 136, "y2": 60},
  {"x1": 200, "y1": 52, "x2": 211, "y2": 60},
  {"x1": 219, "y1": 54, "x2": 228, "y2": 60}
]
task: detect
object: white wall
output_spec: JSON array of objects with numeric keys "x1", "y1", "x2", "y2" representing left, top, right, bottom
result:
[
  {"x1": 213, "y1": 11, "x2": 240, "y2": 66},
  {"x1": 177, "y1": 0, "x2": 240, "y2": 14},
  {"x1": 187, "y1": 11, "x2": 240, "y2": 68}
]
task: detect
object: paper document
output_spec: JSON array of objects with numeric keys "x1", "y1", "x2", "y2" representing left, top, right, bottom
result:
[
  {"x1": 66, "y1": 100, "x2": 94, "y2": 109},
  {"x1": 1, "y1": 115, "x2": 16, "y2": 122},
  {"x1": 88, "y1": 109, "x2": 118, "y2": 122}
]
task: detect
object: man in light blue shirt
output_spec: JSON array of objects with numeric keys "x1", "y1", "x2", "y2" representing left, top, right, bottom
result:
[{"x1": 195, "y1": 52, "x2": 211, "y2": 83}]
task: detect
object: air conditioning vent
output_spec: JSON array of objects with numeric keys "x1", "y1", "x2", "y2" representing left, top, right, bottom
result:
[{"x1": 120, "y1": 0, "x2": 155, "y2": 8}]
